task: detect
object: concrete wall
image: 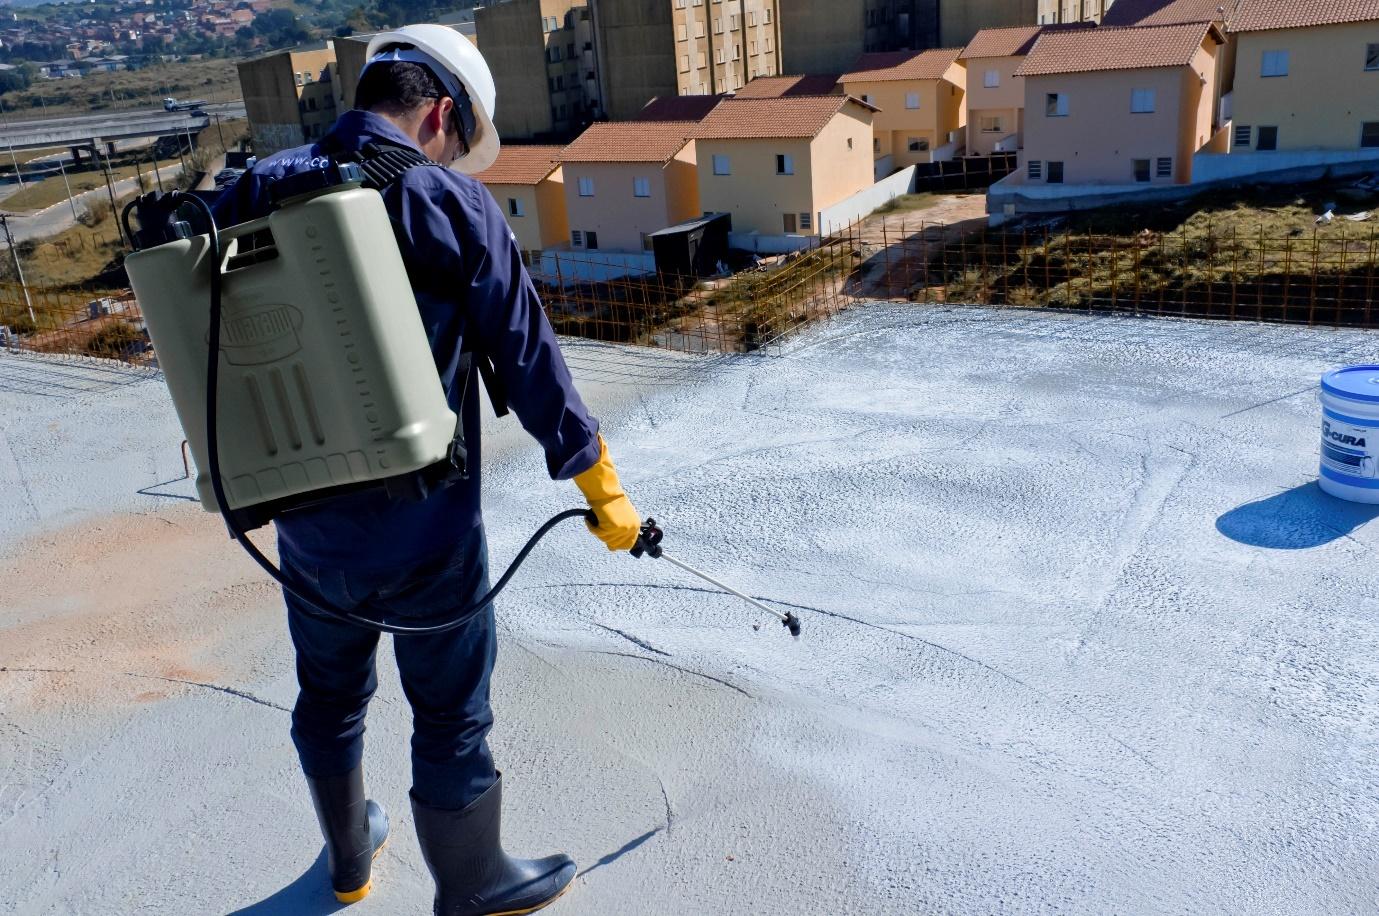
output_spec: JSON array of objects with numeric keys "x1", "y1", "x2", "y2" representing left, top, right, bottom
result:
[
  {"x1": 562, "y1": 152, "x2": 696, "y2": 251},
  {"x1": 537, "y1": 249, "x2": 656, "y2": 283},
  {"x1": 988, "y1": 149, "x2": 1379, "y2": 225},
  {"x1": 844, "y1": 68, "x2": 964, "y2": 168},
  {"x1": 728, "y1": 231, "x2": 816, "y2": 253},
  {"x1": 1017, "y1": 37, "x2": 1216, "y2": 187},
  {"x1": 478, "y1": 0, "x2": 563, "y2": 140},
  {"x1": 590, "y1": 0, "x2": 677, "y2": 121},
  {"x1": 1231, "y1": 23, "x2": 1379, "y2": 154},
  {"x1": 333, "y1": 35, "x2": 371, "y2": 112},
  {"x1": 941, "y1": 0, "x2": 1037, "y2": 47},
  {"x1": 965, "y1": 54, "x2": 1026, "y2": 156},
  {"x1": 780, "y1": 0, "x2": 866, "y2": 75},
  {"x1": 696, "y1": 136, "x2": 816, "y2": 236},
  {"x1": 536, "y1": 170, "x2": 571, "y2": 248},
  {"x1": 820, "y1": 162, "x2": 917, "y2": 233}
]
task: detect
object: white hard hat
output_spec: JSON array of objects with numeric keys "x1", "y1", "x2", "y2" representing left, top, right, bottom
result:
[{"x1": 364, "y1": 24, "x2": 499, "y2": 175}]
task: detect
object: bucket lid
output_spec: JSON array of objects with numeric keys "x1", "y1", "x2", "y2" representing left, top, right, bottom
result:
[{"x1": 1322, "y1": 365, "x2": 1379, "y2": 403}]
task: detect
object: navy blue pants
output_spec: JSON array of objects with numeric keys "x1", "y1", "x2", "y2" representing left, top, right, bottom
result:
[{"x1": 281, "y1": 530, "x2": 497, "y2": 811}]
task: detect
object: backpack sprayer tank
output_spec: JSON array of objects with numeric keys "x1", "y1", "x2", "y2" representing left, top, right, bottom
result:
[{"x1": 124, "y1": 168, "x2": 461, "y2": 531}]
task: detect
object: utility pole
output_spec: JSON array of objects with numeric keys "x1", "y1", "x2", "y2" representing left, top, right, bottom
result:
[
  {"x1": 0, "y1": 213, "x2": 36, "y2": 326},
  {"x1": 56, "y1": 156, "x2": 78, "y2": 221},
  {"x1": 213, "y1": 112, "x2": 226, "y2": 151},
  {"x1": 0, "y1": 99, "x2": 26, "y2": 191},
  {"x1": 95, "y1": 141, "x2": 126, "y2": 247}
]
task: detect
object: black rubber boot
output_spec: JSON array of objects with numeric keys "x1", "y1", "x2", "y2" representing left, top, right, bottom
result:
[
  {"x1": 305, "y1": 767, "x2": 390, "y2": 903},
  {"x1": 411, "y1": 773, "x2": 577, "y2": 916}
]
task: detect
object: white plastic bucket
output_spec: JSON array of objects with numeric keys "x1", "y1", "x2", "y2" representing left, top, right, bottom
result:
[{"x1": 1319, "y1": 365, "x2": 1379, "y2": 504}]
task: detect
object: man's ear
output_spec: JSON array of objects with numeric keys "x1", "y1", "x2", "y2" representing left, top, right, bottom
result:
[{"x1": 430, "y1": 96, "x2": 455, "y2": 134}]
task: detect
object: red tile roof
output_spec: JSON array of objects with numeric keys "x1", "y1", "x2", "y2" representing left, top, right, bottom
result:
[
  {"x1": 472, "y1": 145, "x2": 562, "y2": 185},
  {"x1": 732, "y1": 73, "x2": 842, "y2": 98},
  {"x1": 958, "y1": 24, "x2": 1092, "y2": 60},
  {"x1": 636, "y1": 93, "x2": 725, "y2": 121},
  {"x1": 692, "y1": 96, "x2": 873, "y2": 140},
  {"x1": 560, "y1": 121, "x2": 694, "y2": 163},
  {"x1": 841, "y1": 47, "x2": 964, "y2": 83},
  {"x1": 1231, "y1": 0, "x2": 1379, "y2": 32},
  {"x1": 1104, "y1": 0, "x2": 1241, "y2": 27},
  {"x1": 1015, "y1": 22, "x2": 1221, "y2": 77}
]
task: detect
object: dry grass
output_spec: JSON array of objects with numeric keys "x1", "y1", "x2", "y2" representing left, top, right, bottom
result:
[
  {"x1": 874, "y1": 193, "x2": 940, "y2": 215},
  {"x1": 3, "y1": 157, "x2": 184, "y2": 213}
]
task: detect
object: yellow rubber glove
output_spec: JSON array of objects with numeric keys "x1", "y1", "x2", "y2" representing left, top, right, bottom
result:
[{"x1": 573, "y1": 435, "x2": 642, "y2": 552}]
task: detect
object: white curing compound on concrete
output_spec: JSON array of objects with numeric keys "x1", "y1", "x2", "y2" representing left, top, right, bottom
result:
[{"x1": 2, "y1": 306, "x2": 1379, "y2": 915}]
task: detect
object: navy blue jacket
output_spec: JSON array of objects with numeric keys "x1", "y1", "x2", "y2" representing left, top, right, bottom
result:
[{"x1": 215, "y1": 110, "x2": 601, "y2": 571}]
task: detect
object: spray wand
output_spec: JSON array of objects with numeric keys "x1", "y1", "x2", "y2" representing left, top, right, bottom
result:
[{"x1": 627, "y1": 519, "x2": 803, "y2": 638}]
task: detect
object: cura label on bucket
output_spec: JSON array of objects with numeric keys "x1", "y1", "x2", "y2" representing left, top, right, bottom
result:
[{"x1": 1318, "y1": 366, "x2": 1379, "y2": 504}]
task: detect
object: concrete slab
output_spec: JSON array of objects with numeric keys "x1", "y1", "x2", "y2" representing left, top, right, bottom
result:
[{"x1": 2, "y1": 307, "x2": 1378, "y2": 914}]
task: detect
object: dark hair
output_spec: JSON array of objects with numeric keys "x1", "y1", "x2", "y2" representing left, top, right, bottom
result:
[{"x1": 354, "y1": 59, "x2": 448, "y2": 115}]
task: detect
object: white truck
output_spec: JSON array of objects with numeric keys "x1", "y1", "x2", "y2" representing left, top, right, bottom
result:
[{"x1": 162, "y1": 97, "x2": 207, "y2": 112}]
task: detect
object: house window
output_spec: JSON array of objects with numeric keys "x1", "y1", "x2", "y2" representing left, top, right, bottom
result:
[
  {"x1": 1234, "y1": 124, "x2": 1252, "y2": 148},
  {"x1": 680, "y1": 55, "x2": 690, "y2": 72},
  {"x1": 1133, "y1": 159, "x2": 1151, "y2": 182},
  {"x1": 905, "y1": 92, "x2": 920, "y2": 109},
  {"x1": 799, "y1": 212, "x2": 812, "y2": 231},
  {"x1": 1156, "y1": 157, "x2": 1173, "y2": 178},
  {"x1": 712, "y1": 154, "x2": 731, "y2": 175},
  {"x1": 980, "y1": 116, "x2": 1003, "y2": 133},
  {"x1": 1046, "y1": 93, "x2": 1068, "y2": 117},
  {"x1": 1028, "y1": 160, "x2": 1042, "y2": 180},
  {"x1": 1363, "y1": 122, "x2": 1379, "y2": 149},
  {"x1": 677, "y1": 23, "x2": 687, "y2": 40},
  {"x1": 572, "y1": 229, "x2": 584, "y2": 247},
  {"x1": 1046, "y1": 161, "x2": 1064, "y2": 183},
  {"x1": 578, "y1": 176, "x2": 595, "y2": 196},
  {"x1": 782, "y1": 212, "x2": 797, "y2": 233},
  {"x1": 1367, "y1": 44, "x2": 1379, "y2": 71},
  {"x1": 1257, "y1": 126, "x2": 1278, "y2": 150},
  {"x1": 907, "y1": 137, "x2": 928, "y2": 152},
  {"x1": 1130, "y1": 88, "x2": 1155, "y2": 113},
  {"x1": 983, "y1": 69, "x2": 999, "y2": 88},
  {"x1": 1261, "y1": 50, "x2": 1289, "y2": 77},
  {"x1": 861, "y1": 93, "x2": 872, "y2": 105},
  {"x1": 776, "y1": 154, "x2": 794, "y2": 175},
  {"x1": 586, "y1": 231, "x2": 599, "y2": 250},
  {"x1": 716, "y1": 48, "x2": 724, "y2": 64},
  {"x1": 633, "y1": 177, "x2": 651, "y2": 197},
  {"x1": 873, "y1": 138, "x2": 881, "y2": 154},
  {"x1": 508, "y1": 197, "x2": 524, "y2": 217}
]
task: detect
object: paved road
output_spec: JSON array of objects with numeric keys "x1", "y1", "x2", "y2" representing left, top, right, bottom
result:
[{"x1": 3, "y1": 163, "x2": 183, "y2": 242}]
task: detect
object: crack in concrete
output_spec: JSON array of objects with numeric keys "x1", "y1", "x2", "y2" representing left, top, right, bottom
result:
[
  {"x1": 121, "y1": 673, "x2": 290, "y2": 713},
  {"x1": 587, "y1": 622, "x2": 672, "y2": 657},
  {"x1": 576, "y1": 648, "x2": 754, "y2": 699}
]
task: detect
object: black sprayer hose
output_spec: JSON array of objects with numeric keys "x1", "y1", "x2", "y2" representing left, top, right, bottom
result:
[{"x1": 178, "y1": 192, "x2": 594, "y2": 636}]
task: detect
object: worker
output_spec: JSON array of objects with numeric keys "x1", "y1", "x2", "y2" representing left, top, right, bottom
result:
[{"x1": 214, "y1": 24, "x2": 641, "y2": 915}]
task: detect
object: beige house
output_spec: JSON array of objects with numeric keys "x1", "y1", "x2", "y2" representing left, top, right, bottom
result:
[
  {"x1": 559, "y1": 121, "x2": 699, "y2": 252},
  {"x1": 1013, "y1": 21, "x2": 1224, "y2": 186},
  {"x1": 473, "y1": 146, "x2": 569, "y2": 268},
  {"x1": 692, "y1": 95, "x2": 875, "y2": 237},
  {"x1": 1228, "y1": 1, "x2": 1379, "y2": 155},
  {"x1": 841, "y1": 47, "x2": 966, "y2": 168}
]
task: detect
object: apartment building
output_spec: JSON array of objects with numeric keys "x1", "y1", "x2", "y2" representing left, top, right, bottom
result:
[
  {"x1": 1227, "y1": 1, "x2": 1379, "y2": 156},
  {"x1": 1014, "y1": 21, "x2": 1225, "y2": 186},
  {"x1": 693, "y1": 94, "x2": 875, "y2": 237},
  {"x1": 474, "y1": 145, "x2": 569, "y2": 267},
  {"x1": 780, "y1": 0, "x2": 939, "y2": 75},
  {"x1": 670, "y1": 0, "x2": 782, "y2": 96},
  {"x1": 476, "y1": 0, "x2": 599, "y2": 141},
  {"x1": 559, "y1": 121, "x2": 699, "y2": 252},
  {"x1": 841, "y1": 48, "x2": 966, "y2": 168},
  {"x1": 237, "y1": 41, "x2": 337, "y2": 155},
  {"x1": 940, "y1": 0, "x2": 1039, "y2": 47},
  {"x1": 732, "y1": 73, "x2": 842, "y2": 97},
  {"x1": 587, "y1": 0, "x2": 678, "y2": 121},
  {"x1": 1038, "y1": 0, "x2": 1114, "y2": 25},
  {"x1": 1101, "y1": 0, "x2": 1224, "y2": 26}
]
